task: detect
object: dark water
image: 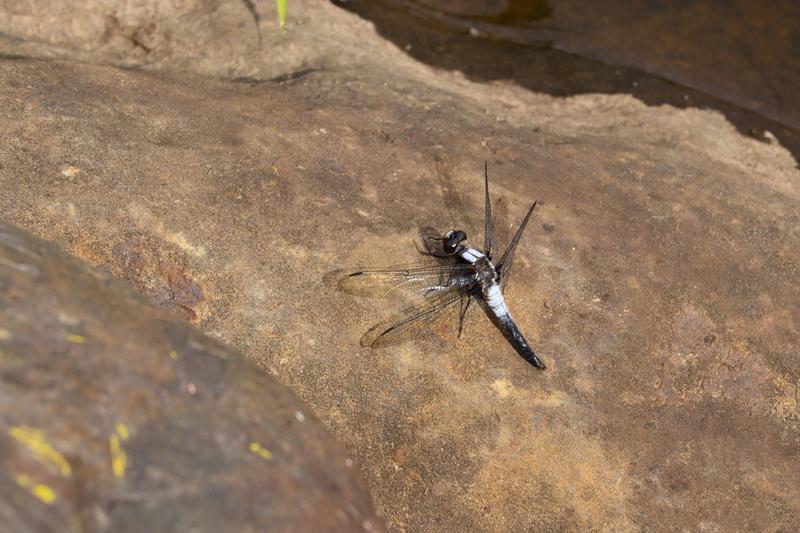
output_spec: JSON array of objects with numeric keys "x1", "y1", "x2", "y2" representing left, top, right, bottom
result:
[
  {"x1": 407, "y1": 0, "x2": 553, "y2": 24},
  {"x1": 334, "y1": 0, "x2": 800, "y2": 165}
]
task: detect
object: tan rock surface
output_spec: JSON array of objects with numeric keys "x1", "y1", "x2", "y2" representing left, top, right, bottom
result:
[{"x1": 1, "y1": 0, "x2": 799, "y2": 530}]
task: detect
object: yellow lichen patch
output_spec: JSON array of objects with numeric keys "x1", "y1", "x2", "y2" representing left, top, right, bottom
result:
[
  {"x1": 114, "y1": 423, "x2": 130, "y2": 441},
  {"x1": 0, "y1": 328, "x2": 9, "y2": 339},
  {"x1": 14, "y1": 474, "x2": 57, "y2": 504},
  {"x1": 169, "y1": 349, "x2": 179, "y2": 360},
  {"x1": 66, "y1": 334, "x2": 86, "y2": 344},
  {"x1": 109, "y1": 423, "x2": 131, "y2": 478},
  {"x1": 109, "y1": 434, "x2": 127, "y2": 478},
  {"x1": 9, "y1": 426, "x2": 72, "y2": 476},
  {"x1": 249, "y1": 442, "x2": 273, "y2": 461}
]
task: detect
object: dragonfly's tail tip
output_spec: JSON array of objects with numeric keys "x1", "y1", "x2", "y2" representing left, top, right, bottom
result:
[{"x1": 520, "y1": 347, "x2": 547, "y2": 370}]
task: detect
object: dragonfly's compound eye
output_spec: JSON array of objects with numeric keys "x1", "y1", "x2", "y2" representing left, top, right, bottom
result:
[{"x1": 443, "y1": 230, "x2": 467, "y2": 253}]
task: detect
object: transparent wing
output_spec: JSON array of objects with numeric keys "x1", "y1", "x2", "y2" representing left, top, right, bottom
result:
[
  {"x1": 497, "y1": 200, "x2": 537, "y2": 287},
  {"x1": 483, "y1": 161, "x2": 496, "y2": 258},
  {"x1": 360, "y1": 287, "x2": 476, "y2": 348},
  {"x1": 499, "y1": 257, "x2": 515, "y2": 288},
  {"x1": 324, "y1": 261, "x2": 476, "y2": 301}
]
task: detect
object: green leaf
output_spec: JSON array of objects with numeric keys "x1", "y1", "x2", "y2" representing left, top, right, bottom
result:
[{"x1": 277, "y1": 0, "x2": 287, "y2": 29}]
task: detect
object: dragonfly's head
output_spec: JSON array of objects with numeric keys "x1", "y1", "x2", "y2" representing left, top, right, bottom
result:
[{"x1": 442, "y1": 230, "x2": 467, "y2": 254}]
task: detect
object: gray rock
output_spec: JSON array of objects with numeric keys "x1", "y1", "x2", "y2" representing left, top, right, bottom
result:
[{"x1": 0, "y1": 221, "x2": 382, "y2": 532}]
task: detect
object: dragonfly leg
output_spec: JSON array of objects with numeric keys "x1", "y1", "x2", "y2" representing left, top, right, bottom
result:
[
  {"x1": 414, "y1": 236, "x2": 452, "y2": 258},
  {"x1": 458, "y1": 296, "x2": 473, "y2": 338}
]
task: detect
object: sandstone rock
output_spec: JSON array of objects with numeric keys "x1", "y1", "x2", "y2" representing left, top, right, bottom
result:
[
  {"x1": 1, "y1": 0, "x2": 798, "y2": 530},
  {"x1": 0, "y1": 0, "x2": 365, "y2": 81}
]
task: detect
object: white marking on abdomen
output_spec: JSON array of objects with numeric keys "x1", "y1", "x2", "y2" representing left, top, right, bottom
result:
[
  {"x1": 485, "y1": 283, "x2": 509, "y2": 317},
  {"x1": 460, "y1": 248, "x2": 484, "y2": 263}
]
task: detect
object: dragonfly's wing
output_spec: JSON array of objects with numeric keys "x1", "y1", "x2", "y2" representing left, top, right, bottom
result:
[
  {"x1": 499, "y1": 257, "x2": 514, "y2": 289},
  {"x1": 324, "y1": 262, "x2": 476, "y2": 301},
  {"x1": 360, "y1": 287, "x2": 476, "y2": 348},
  {"x1": 483, "y1": 162, "x2": 496, "y2": 258},
  {"x1": 497, "y1": 200, "x2": 537, "y2": 287}
]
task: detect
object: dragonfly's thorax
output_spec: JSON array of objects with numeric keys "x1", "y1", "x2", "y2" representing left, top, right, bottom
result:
[
  {"x1": 458, "y1": 247, "x2": 499, "y2": 285},
  {"x1": 462, "y1": 251, "x2": 509, "y2": 317},
  {"x1": 472, "y1": 256, "x2": 499, "y2": 288}
]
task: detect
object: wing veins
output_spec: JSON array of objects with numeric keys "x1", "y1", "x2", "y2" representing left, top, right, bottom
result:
[
  {"x1": 361, "y1": 288, "x2": 468, "y2": 347},
  {"x1": 326, "y1": 262, "x2": 476, "y2": 300},
  {"x1": 497, "y1": 200, "x2": 537, "y2": 278},
  {"x1": 484, "y1": 161, "x2": 496, "y2": 258}
]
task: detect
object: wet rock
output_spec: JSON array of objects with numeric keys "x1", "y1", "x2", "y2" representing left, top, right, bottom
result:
[
  {"x1": 1, "y1": 0, "x2": 799, "y2": 530},
  {"x1": 0, "y1": 221, "x2": 382, "y2": 532},
  {"x1": 346, "y1": 0, "x2": 800, "y2": 129},
  {"x1": 340, "y1": 0, "x2": 800, "y2": 163}
]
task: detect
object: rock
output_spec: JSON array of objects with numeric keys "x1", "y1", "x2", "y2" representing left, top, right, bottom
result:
[
  {"x1": 343, "y1": 0, "x2": 800, "y2": 131},
  {"x1": 1, "y1": 0, "x2": 799, "y2": 530},
  {"x1": 339, "y1": 0, "x2": 800, "y2": 163},
  {"x1": 0, "y1": 221, "x2": 382, "y2": 532},
  {"x1": 0, "y1": 0, "x2": 366, "y2": 81}
]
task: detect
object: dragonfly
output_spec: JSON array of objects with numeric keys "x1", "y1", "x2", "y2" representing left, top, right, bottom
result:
[{"x1": 325, "y1": 163, "x2": 546, "y2": 370}]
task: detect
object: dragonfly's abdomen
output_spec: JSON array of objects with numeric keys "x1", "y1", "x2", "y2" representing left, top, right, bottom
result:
[
  {"x1": 483, "y1": 280, "x2": 546, "y2": 370},
  {"x1": 496, "y1": 313, "x2": 547, "y2": 370},
  {"x1": 484, "y1": 283, "x2": 509, "y2": 317},
  {"x1": 465, "y1": 254, "x2": 546, "y2": 370}
]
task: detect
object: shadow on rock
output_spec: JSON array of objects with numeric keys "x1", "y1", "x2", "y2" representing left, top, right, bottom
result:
[{"x1": 334, "y1": 0, "x2": 800, "y2": 166}]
